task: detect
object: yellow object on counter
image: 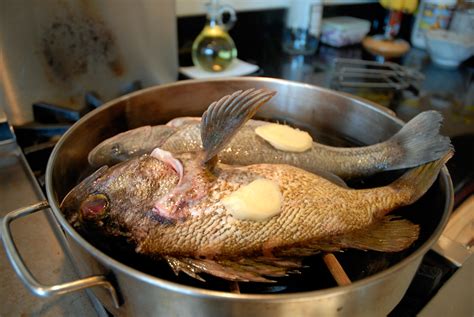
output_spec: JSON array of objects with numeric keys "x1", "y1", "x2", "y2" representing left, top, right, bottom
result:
[
  {"x1": 191, "y1": 0, "x2": 238, "y2": 72},
  {"x1": 379, "y1": 0, "x2": 418, "y2": 13}
]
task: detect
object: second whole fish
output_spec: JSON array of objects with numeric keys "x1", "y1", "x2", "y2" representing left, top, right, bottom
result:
[{"x1": 88, "y1": 104, "x2": 451, "y2": 180}]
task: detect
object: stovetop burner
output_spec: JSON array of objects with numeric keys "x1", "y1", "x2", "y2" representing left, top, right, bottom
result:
[{"x1": 14, "y1": 81, "x2": 144, "y2": 190}]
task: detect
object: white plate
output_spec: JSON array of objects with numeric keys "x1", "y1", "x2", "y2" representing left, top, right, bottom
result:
[{"x1": 179, "y1": 59, "x2": 259, "y2": 79}]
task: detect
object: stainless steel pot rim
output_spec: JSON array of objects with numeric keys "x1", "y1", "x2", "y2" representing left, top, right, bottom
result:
[{"x1": 45, "y1": 77, "x2": 454, "y2": 301}]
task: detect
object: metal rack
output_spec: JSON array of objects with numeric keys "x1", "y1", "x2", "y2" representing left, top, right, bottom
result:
[{"x1": 331, "y1": 58, "x2": 425, "y2": 92}]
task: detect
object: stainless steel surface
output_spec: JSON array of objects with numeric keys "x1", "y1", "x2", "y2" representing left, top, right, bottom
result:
[
  {"x1": 418, "y1": 255, "x2": 474, "y2": 317},
  {"x1": 0, "y1": 140, "x2": 101, "y2": 316},
  {"x1": 432, "y1": 195, "x2": 473, "y2": 266},
  {"x1": 33, "y1": 77, "x2": 451, "y2": 316},
  {"x1": 0, "y1": 0, "x2": 178, "y2": 125},
  {"x1": 331, "y1": 58, "x2": 425, "y2": 90},
  {"x1": 433, "y1": 236, "x2": 472, "y2": 267},
  {"x1": 1, "y1": 201, "x2": 120, "y2": 308}
]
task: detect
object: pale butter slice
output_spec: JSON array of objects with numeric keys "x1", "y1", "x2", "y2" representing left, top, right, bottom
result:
[
  {"x1": 222, "y1": 179, "x2": 283, "y2": 221},
  {"x1": 255, "y1": 123, "x2": 312, "y2": 152}
]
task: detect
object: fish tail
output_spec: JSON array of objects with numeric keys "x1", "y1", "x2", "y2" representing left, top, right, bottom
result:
[
  {"x1": 201, "y1": 88, "x2": 276, "y2": 163},
  {"x1": 386, "y1": 111, "x2": 453, "y2": 170},
  {"x1": 390, "y1": 150, "x2": 453, "y2": 205}
]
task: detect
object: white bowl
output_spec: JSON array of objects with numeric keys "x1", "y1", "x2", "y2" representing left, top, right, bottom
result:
[{"x1": 425, "y1": 29, "x2": 474, "y2": 68}]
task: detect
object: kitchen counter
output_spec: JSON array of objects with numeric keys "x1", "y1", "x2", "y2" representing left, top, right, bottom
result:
[
  {"x1": 177, "y1": 5, "x2": 473, "y2": 139},
  {"x1": 243, "y1": 43, "x2": 474, "y2": 138},
  {"x1": 179, "y1": 15, "x2": 474, "y2": 139}
]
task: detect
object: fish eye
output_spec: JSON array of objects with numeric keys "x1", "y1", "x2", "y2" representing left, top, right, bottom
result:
[
  {"x1": 111, "y1": 144, "x2": 122, "y2": 155},
  {"x1": 80, "y1": 193, "x2": 109, "y2": 221}
]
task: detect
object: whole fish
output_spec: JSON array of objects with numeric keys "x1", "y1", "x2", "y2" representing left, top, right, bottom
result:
[
  {"x1": 63, "y1": 89, "x2": 452, "y2": 282},
  {"x1": 88, "y1": 104, "x2": 451, "y2": 180}
]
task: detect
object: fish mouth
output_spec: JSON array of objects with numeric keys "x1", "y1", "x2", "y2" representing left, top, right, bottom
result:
[{"x1": 60, "y1": 166, "x2": 109, "y2": 225}]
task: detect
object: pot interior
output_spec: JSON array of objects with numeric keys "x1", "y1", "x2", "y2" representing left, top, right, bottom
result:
[{"x1": 47, "y1": 78, "x2": 451, "y2": 294}]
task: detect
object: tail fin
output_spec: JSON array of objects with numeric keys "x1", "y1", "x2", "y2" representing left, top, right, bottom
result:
[
  {"x1": 391, "y1": 150, "x2": 453, "y2": 205},
  {"x1": 387, "y1": 111, "x2": 452, "y2": 170},
  {"x1": 201, "y1": 88, "x2": 276, "y2": 163}
]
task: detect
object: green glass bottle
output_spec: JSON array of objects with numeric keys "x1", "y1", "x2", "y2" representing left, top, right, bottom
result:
[{"x1": 192, "y1": 0, "x2": 237, "y2": 72}]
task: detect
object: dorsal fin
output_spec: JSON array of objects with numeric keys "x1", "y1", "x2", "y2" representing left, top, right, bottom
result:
[{"x1": 201, "y1": 88, "x2": 276, "y2": 163}]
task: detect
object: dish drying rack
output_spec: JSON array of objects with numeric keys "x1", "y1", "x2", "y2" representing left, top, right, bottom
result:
[{"x1": 330, "y1": 58, "x2": 425, "y2": 93}]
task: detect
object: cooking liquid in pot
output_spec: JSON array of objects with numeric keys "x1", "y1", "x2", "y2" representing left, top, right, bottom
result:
[{"x1": 75, "y1": 118, "x2": 446, "y2": 294}]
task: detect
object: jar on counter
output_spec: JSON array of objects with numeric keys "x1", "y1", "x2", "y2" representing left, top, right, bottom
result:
[
  {"x1": 282, "y1": 0, "x2": 323, "y2": 55},
  {"x1": 191, "y1": 0, "x2": 238, "y2": 72},
  {"x1": 411, "y1": 0, "x2": 457, "y2": 49}
]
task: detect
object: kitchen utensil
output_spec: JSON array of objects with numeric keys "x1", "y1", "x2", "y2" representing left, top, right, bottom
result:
[{"x1": 331, "y1": 58, "x2": 425, "y2": 92}]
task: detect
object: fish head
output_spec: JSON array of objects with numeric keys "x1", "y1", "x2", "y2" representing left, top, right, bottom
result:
[
  {"x1": 60, "y1": 155, "x2": 180, "y2": 237},
  {"x1": 88, "y1": 125, "x2": 177, "y2": 167}
]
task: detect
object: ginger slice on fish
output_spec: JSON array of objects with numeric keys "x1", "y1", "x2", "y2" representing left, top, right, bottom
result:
[
  {"x1": 222, "y1": 178, "x2": 283, "y2": 221},
  {"x1": 255, "y1": 123, "x2": 313, "y2": 152}
]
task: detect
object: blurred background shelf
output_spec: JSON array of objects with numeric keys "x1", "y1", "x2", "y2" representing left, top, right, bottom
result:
[{"x1": 176, "y1": 0, "x2": 378, "y2": 17}]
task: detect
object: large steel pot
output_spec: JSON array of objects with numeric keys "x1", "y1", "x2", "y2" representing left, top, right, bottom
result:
[{"x1": 2, "y1": 77, "x2": 453, "y2": 316}]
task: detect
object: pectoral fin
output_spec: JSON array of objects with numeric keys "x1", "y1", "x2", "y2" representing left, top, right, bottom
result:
[{"x1": 165, "y1": 256, "x2": 302, "y2": 283}]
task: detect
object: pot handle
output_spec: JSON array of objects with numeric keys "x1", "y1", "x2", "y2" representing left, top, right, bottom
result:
[{"x1": 1, "y1": 201, "x2": 120, "y2": 308}]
